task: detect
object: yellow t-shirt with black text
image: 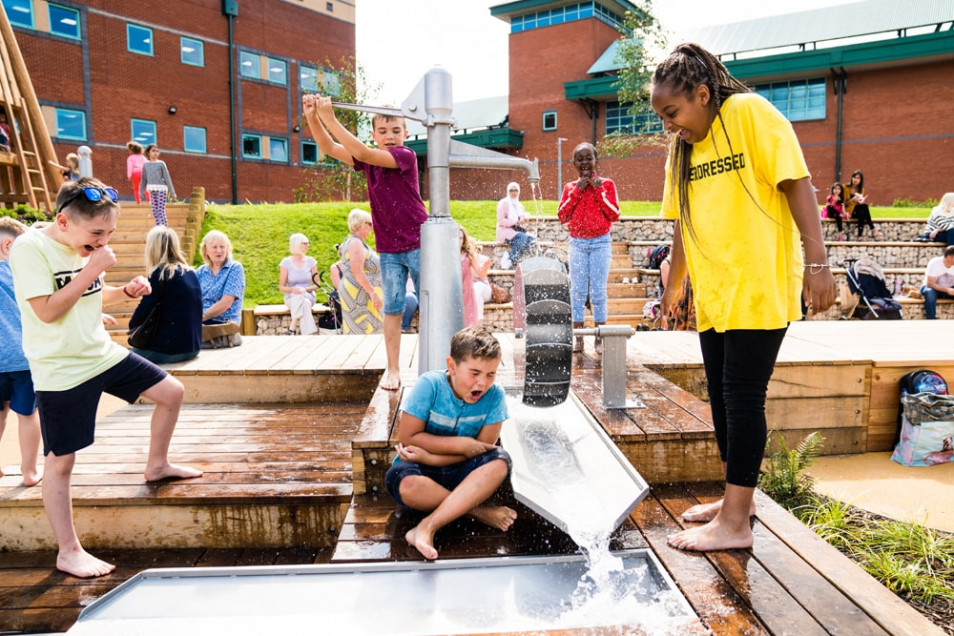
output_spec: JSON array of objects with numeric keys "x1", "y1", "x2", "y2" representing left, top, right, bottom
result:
[{"x1": 661, "y1": 93, "x2": 809, "y2": 332}]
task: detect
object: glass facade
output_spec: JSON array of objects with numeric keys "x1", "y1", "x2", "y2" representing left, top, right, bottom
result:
[{"x1": 753, "y1": 78, "x2": 827, "y2": 122}]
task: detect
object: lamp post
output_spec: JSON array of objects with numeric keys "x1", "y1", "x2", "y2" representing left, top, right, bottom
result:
[{"x1": 556, "y1": 137, "x2": 568, "y2": 198}]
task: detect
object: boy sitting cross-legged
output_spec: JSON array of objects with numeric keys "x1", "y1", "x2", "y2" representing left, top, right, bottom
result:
[
  {"x1": 10, "y1": 178, "x2": 201, "y2": 578},
  {"x1": 385, "y1": 326, "x2": 517, "y2": 560}
]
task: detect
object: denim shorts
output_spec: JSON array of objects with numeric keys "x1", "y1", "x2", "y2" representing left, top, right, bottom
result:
[
  {"x1": 0, "y1": 370, "x2": 37, "y2": 416},
  {"x1": 385, "y1": 447, "x2": 512, "y2": 508},
  {"x1": 379, "y1": 249, "x2": 421, "y2": 315},
  {"x1": 36, "y1": 353, "x2": 167, "y2": 456}
]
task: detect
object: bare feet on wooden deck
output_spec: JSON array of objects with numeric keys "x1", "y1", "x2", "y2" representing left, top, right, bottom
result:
[
  {"x1": 145, "y1": 463, "x2": 203, "y2": 482},
  {"x1": 57, "y1": 547, "x2": 116, "y2": 578},
  {"x1": 469, "y1": 505, "x2": 517, "y2": 531},
  {"x1": 667, "y1": 518, "x2": 754, "y2": 552},
  {"x1": 682, "y1": 498, "x2": 756, "y2": 523},
  {"x1": 405, "y1": 524, "x2": 438, "y2": 560},
  {"x1": 22, "y1": 468, "x2": 42, "y2": 487},
  {"x1": 380, "y1": 371, "x2": 401, "y2": 391}
]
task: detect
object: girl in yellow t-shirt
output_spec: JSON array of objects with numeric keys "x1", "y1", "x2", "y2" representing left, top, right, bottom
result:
[{"x1": 650, "y1": 43, "x2": 837, "y2": 553}]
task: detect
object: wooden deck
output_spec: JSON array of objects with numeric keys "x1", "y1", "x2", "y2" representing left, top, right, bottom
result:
[{"x1": 0, "y1": 325, "x2": 948, "y2": 634}]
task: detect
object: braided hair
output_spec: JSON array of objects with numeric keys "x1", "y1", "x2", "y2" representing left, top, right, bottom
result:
[{"x1": 652, "y1": 43, "x2": 751, "y2": 240}]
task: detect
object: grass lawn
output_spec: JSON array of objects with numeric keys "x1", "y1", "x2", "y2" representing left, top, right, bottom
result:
[{"x1": 200, "y1": 200, "x2": 931, "y2": 307}]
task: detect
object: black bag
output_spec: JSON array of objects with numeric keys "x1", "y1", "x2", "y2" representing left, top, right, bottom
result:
[
  {"x1": 859, "y1": 297, "x2": 903, "y2": 320},
  {"x1": 127, "y1": 303, "x2": 161, "y2": 348},
  {"x1": 648, "y1": 245, "x2": 670, "y2": 269}
]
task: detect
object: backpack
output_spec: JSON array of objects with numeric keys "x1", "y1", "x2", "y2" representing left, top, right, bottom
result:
[
  {"x1": 894, "y1": 369, "x2": 948, "y2": 446},
  {"x1": 647, "y1": 245, "x2": 670, "y2": 270},
  {"x1": 901, "y1": 369, "x2": 948, "y2": 396}
]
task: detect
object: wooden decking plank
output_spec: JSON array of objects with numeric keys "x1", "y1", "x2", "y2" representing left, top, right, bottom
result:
[
  {"x1": 242, "y1": 336, "x2": 313, "y2": 372},
  {"x1": 319, "y1": 335, "x2": 368, "y2": 369},
  {"x1": 215, "y1": 335, "x2": 285, "y2": 371},
  {"x1": 750, "y1": 489, "x2": 946, "y2": 636},
  {"x1": 290, "y1": 334, "x2": 352, "y2": 372},
  {"x1": 653, "y1": 483, "x2": 831, "y2": 636},
  {"x1": 628, "y1": 491, "x2": 768, "y2": 634},
  {"x1": 339, "y1": 334, "x2": 382, "y2": 369}
]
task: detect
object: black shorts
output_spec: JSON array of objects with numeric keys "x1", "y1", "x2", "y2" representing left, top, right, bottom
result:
[{"x1": 36, "y1": 353, "x2": 167, "y2": 456}]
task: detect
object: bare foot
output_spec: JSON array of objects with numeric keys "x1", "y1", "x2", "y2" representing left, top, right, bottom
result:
[
  {"x1": 682, "y1": 498, "x2": 756, "y2": 523},
  {"x1": 22, "y1": 468, "x2": 42, "y2": 487},
  {"x1": 145, "y1": 463, "x2": 203, "y2": 482},
  {"x1": 57, "y1": 547, "x2": 116, "y2": 578},
  {"x1": 380, "y1": 371, "x2": 401, "y2": 391},
  {"x1": 469, "y1": 505, "x2": 517, "y2": 531},
  {"x1": 405, "y1": 524, "x2": 438, "y2": 560},
  {"x1": 667, "y1": 518, "x2": 753, "y2": 552}
]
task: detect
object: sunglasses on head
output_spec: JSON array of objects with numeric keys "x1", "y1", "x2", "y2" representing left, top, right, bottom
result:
[{"x1": 57, "y1": 186, "x2": 119, "y2": 214}]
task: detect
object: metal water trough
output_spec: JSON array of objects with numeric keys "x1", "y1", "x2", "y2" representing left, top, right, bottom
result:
[{"x1": 67, "y1": 551, "x2": 694, "y2": 635}]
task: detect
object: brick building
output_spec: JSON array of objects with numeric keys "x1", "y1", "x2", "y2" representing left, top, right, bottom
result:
[
  {"x1": 4, "y1": 0, "x2": 355, "y2": 203},
  {"x1": 411, "y1": 0, "x2": 954, "y2": 205}
]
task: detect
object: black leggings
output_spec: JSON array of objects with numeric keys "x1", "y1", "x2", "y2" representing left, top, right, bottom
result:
[
  {"x1": 826, "y1": 206, "x2": 843, "y2": 232},
  {"x1": 852, "y1": 204, "x2": 874, "y2": 236},
  {"x1": 699, "y1": 327, "x2": 788, "y2": 488}
]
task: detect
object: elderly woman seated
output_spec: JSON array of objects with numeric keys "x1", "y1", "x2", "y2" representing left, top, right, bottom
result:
[
  {"x1": 279, "y1": 233, "x2": 319, "y2": 335},
  {"x1": 196, "y1": 230, "x2": 245, "y2": 347}
]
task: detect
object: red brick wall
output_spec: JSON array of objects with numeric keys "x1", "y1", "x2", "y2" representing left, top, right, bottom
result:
[{"x1": 15, "y1": 0, "x2": 354, "y2": 203}]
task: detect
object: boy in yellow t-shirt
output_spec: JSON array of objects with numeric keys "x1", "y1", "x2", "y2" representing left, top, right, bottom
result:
[
  {"x1": 10, "y1": 178, "x2": 201, "y2": 579},
  {"x1": 650, "y1": 43, "x2": 836, "y2": 553}
]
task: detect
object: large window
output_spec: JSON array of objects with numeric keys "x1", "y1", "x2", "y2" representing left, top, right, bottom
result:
[
  {"x1": 754, "y1": 78, "x2": 826, "y2": 122},
  {"x1": 240, "y1": 51, "x2": 288, "y2": 85},
  {"x1": 53, "y1": 107, "x2": 86, "y2": 140},
  {"x1": 511, "y1": 2, "x2": 625, "y2": 34},
  {"x1": 180, "y1": 37, "x2": 204, "y2": 67},
  {"x1": 2, "y1": 0, "x2": 33, "y2": 29},
  {"x1": 267, "y1": 58, "x2": 287, "y2": 85},
  {"x1": 48, "y1": 3, "x2": 80, "y2": 39},
  {"x1": 130, "y1": 118, "x2": 156, "y2": 146},
  {"x1": 183, "y1": 126, "x2": 206, "y2": 153},
  {"x1": 300, "y1": 65, "x2": 318, "y2": 92},
  {"x1": 605, "y1": 102, "x2": 662, "y2": 135},
  {"x1": 127, "y1": 23, "x2": 153, "y2": 56},
  {"x1": 323, "y1": 70, "x2": 340, "y2": 96}
]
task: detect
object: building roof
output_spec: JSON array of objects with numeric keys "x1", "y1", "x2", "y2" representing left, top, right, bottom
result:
[
  {"x1": 489, "y1": 0, "x2": 638, "y2": 22},
  {"x1": 686, "y1": 0, "x2": 954, "y2": 57}
]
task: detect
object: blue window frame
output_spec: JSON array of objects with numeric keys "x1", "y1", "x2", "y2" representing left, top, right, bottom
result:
[
  {"x1": 239, "y1": 51, "x2": 260, "y2": 79},
  {"x1": 269, "y1": 137, "x2": 288, "y2": 162},
  {"x1": 130, "y1": 118, "x2": 156, "y2": 146},
  {"x1": 48, "y1": 3, "x2": 80, "y2": 39},
  {"x1": 183, "y1": 126, "x2": 206, "y2": 153},
  {"x1": 301, "y1": 140, "x2": 318, "y2": 164},
  {"x1": 542, "y1": 110, "x2": 557, "y2": 131},
  {"x1": 54, "y1": 108, "x2": 86, "y2": 140},
  {"x1": 180, "y1": 37, "x2": 204, "y2": 67},
  {"x1": 2, "y1": 0, "x2": 33, "y2": 29},
  {"x1": 511, "y1": 2, "x2": 621, "y2": 34},
  {"x1": 606, "y1": 102, "x2": 662, "y2": 135},
  {"x1": 127, "y1": 23, "x2": 153, "y2": 56},
  {"x1": 267, "y1": 58, "x2": 287, "y2": 85},
  {"x1": 300, "y1": 65, "x2": 318, "y2": 92},
  {"x1": 242, "y1": 134, "x2": 261, "y2": 158},
  {"x1": 754, "y1": 78, "x2": 826, "y2": 122}
]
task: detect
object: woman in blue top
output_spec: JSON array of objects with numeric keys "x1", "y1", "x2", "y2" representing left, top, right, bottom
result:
[
  {"x1": 196, "y1": 230, "x2": 245, "y2": 332},
  {"x1": 129, "y1": 226, "x2": 202, "y2": 364}
]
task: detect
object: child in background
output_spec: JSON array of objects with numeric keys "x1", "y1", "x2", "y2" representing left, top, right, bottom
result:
[
  {"x1": 650, "y1": 42, "x2": 836, "y2": 552},
  {"x1": 302, "y1": 94, "x2": 429, "y2": 391},
  {"x1": 459, "y1": 226, "x2": 490, "y2": 327},
  {"x1": 10, "y1": 178, "x2": 201, "y2": 578},
  {"x1": 385, "y1": 326, "x2": 516, "y2": 560},
  {"x1": 139, "y1": 144, "x2": 176, "y2": 226},
  {"x1": 823, "y1": 182, "x2": 848, "y2": 241},
  {"x1": 0, "y1": 217, "x2": 41, "y2": 486},
  {"x1": 126, "y1": 141, "x2": 146, "y2": 204},
  {"x1": 557, "y1": 142, "x2": 620, "y2": 353}
]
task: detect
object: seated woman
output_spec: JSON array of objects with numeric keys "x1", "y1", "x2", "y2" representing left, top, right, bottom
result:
[
  {"x1": 196, "y1": 230, "x2": 245, "y2": 348},
  {"x1": 921, "y1": 193, "x2": 954, "y2": 246},
  {"x1": 128, "y1": 225, "x2": 202, "y2": 364},
  {"x1": 496, "y1": 181, "x2": 536, "y2": 269},
  {"x1": 338, "y1": 209, "x2": 383, "y2": 335},
  {"x1": 279, "y1": 233, "x2": 319, "y2": 335}
]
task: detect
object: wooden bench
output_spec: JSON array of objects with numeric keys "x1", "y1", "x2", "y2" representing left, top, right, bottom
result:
[{"x1": 243, "y1": 303, "x2": 332, "y2": 335}]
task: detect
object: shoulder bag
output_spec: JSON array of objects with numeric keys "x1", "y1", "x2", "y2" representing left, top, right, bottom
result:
[{"x1": 127, "y1": 277, "x2": 165, "y2": 349}]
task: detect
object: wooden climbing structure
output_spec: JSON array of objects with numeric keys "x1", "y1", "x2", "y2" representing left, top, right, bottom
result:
[{"x1": 0, "y1": 5, "x2": 63, "y2": 213}]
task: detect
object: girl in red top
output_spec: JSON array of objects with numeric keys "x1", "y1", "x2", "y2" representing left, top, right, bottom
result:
[{"x1": 557, "y1": 142, "x2": 620, "y2": 352}]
